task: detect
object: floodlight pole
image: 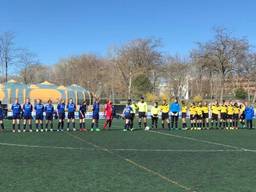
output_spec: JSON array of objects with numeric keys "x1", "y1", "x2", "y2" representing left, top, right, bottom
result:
[{"x1": 5, "y1": 60, "x2": 8, "y2": 82}]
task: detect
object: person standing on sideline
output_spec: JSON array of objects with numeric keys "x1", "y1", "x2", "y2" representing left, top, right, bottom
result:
[
  {"x1": 151, "y1": 101, "x2": 160, "y2": 129},
  {"x1": 66, "y1": 98, "x2": 76, "y2": 131},
  {"x1": 103, "y1": 99, "x2": 113, "y2": 130},
  {"x1": 181, "y1": 100, "x2": 187, "y2": 130},
  {"x1": 245, "y1": 103, "x2": 254, "y2": 129},
  {"x1": 34, "y1": 99, "x2": 44, "y2": 132},
  {"x1": 210, "y1": 101, "x2": 220, "y2": 129},
  {"x1": 160, "y1": 99, "x2": 170, "y2": 129},
  {"x1": 122, "y1": 99, "x2": 133, "y2": 131},
  {"x1": 22, "y1": 98, "x2": 33, "y2": 132},
  {"x1": 91, "y1": 98, "x2": 100, "y2": 132},
  {"x1": 130, "y1": 100, "x2": 138, "y2": 131},
  {"x1": 169, "y1": 98, "x2": 181, "y2": 130},
  {"x1": 11, "y1": 98, "x2": 22, "y2": 133},
  {"x1": 137, "y1": 96, "x2": 148, "y2": 129},
  {"x1": 57, "y1": 99, "x2": 66, "y2": 131},
  {"x1": 0, "y1": 101, "x2": 5, "y2": 132},
  {"x1": 239, "y1": 103, "x2": 246, "y2": 129},
  {"x1": 79, "y1": 100, "x2": 87, "y2": 131},
  {"x1": 44, "y1": 99, "x2": 54, "y2": 132}
]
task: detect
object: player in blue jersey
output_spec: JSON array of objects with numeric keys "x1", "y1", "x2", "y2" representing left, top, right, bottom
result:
[
  {"x1": 79, "y1": 100, "x2": 87, "y2": 131},
  {"x1": 66, "y1": 98, "x2": 76, "y2": 131},
  {"x1": 122, "y1": 100, "x2": 133, "y2": 131},
  {"x1": 22, "y1": 98, "x2": 33, "y2": 132},
  {"x1": 34, "y1": 99, "x2": 44, "y2": 132},
  {"x1": 91, "y1": 98, "x2": 100, "y2": 132},
  {"x1": 0, "y1": 101, "x2": 5, "y2": 132},
  {"x1": 11, "y1": 98, "x2": 22, "y2": 133},
  {"x1": 57, "y1": 99, "x2": 65, "y2": 131},
  {"x1": 45, "y1": 99, "x2": 54, "y2": 132}
]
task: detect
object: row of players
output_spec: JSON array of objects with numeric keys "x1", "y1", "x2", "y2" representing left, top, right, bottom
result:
[
  {"x1": 122, "y1": 97, "x2": 255, "y2": 131},
  {"x1": 0, "y1": 98, "x2": 90, "y2": 132},
  {"x1": 0, "y1": 96, "x2": 254, "y2": 132}
]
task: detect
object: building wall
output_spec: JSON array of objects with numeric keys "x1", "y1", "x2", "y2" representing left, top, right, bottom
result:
[{"x1": 0, "y1": 80, "x2": 91, "y2": 105}]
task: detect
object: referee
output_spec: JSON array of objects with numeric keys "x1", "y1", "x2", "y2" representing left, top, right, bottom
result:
[{"x1": 137, "y1": 96, "x2": 148, "y2": 129}]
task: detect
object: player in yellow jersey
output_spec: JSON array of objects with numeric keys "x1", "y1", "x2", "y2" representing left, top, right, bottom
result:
[
  {"x1": 196, "y1": 103, "x2": 203, "y2": 130},
  {"x1": 202, "y1": 102, "x2": 209, "y2": 129},
  {"x1": 233, "y1": 102, "x2": 240, "y2": 129},
  {"x1": 219, "y1": 100, "x2": 227, "y2": 129},
  {"x1": 239, "y1": 103, "x2": 246, "y2": 128},
  {"x1": 189, "y1": 103, "x2": 197, "y2": 130},
  {"x1": 151, "y1": 102, "x2": 161, "y2": 129},
  {"x1": 211, "y1": 101, "x2": 220, "y2": 129},
  {"x1": 181, "y1": 100, "x2": 187, "y2": 129},
  {"x1": 137, "y1": 96, "x2": 148, "y2": 129},
  {"x1": 227, "y1": 101, "x2": 234, "y2": 129},
  {"x1": 160, "y1": 99, "x2": 170, "y2": 129},
  {"x1": 130, "y1": 99, "x2": 139, "y2": 131}
]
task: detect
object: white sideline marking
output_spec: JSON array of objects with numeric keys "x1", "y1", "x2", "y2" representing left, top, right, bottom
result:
[
  {"x1": 66, "y1": 133, "x2": 194, "y2": 192},
  {"x1": 150, "y1": 130, "x2": 245, "y2": 150},
  {"x1": 0, "y1": 142, "x2": 245, "y2": 153},
  {"x1": 0, "y1": 142, "x2": 94, "y2": 151},
  {"x1": 112, "y1": 148, "x2": 243, "y2": 152}
]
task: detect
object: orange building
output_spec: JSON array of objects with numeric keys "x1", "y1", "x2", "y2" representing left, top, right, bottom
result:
[{"x1": 0, "y1": 80, "x2": 91, "y2": 105}]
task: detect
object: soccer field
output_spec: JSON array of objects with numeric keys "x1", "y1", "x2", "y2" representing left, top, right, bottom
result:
[{"x1": 0, "y1": 119, "x2": 256, "y2": 192}]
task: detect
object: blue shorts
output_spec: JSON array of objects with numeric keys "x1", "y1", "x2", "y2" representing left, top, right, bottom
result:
[
  {"x1": 58, "y1": 112, "x2": 65, "y2": 120},
  {"x1": 46, "y1": 113, "x2": 53, "y2": 120},
  {"x1": 93, "y1": 113, "x2": 99, "y2": 120},
  {"x1": 124, "y1": 115, "x2": 131, "y2": 120},
  {"x1": 24, "y1": 114, "x2": 32, "y2": 120},
  {"x1": 13, "y1": 114, "x2": 20, "y2": 119},
  {"x1": 0, "y1": 115, "x2": 3, "y2": 120},
  {"x1": 68, "y1": 112, "x2": 75, "y2": 119},
  {"x1": 36, "y1": 114, "x2": 44, "y2": 120}
]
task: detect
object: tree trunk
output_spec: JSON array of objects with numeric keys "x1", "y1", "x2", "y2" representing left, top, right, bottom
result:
[
  {"x1": 128, "y1": 72, "x2": 132, "y2": 99},
  {"x1": 220, "y1": 75, "x2": 225, "y2": 102},
  {"x1": 247, "y1": 79, "x2": 250, "y2": 102},
  {"x1": 5, "y1": 60, "x2": 7, "y2": 82},
  {"x1": 253, "y1": 89, "x2": 256, "y2": 103}
]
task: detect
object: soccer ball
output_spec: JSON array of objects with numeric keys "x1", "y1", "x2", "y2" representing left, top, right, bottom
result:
[{"x1": 144, "y1": 126, "x2": 150, "y2": 131}]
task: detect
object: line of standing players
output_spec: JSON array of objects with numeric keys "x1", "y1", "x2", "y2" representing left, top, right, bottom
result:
[
  {"x1": 122, "y1": 97, "x2": 181, "y2": 131},
  {"x1": 122, "y1": 97, "x2": 255, "y2": 131},
  {"x1": 0, "y1": 96, "x2": 254, "y2": 133},
  {"x1": 1, "y1": 97, "x2": 112, "y2": 133},
  {"x1": 3, "y1": 98, "x2": 89, "y2": 133}
]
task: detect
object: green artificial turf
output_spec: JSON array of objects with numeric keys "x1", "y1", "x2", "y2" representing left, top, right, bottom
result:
[{"x1": 0, "y1": 119, "x2": 255, "y2": 192}]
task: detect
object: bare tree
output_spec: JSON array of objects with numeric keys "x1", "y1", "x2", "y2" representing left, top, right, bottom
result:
[
  {"x1": 163, "y1": 56, "x2": 189, "y2": 98},
  {"x1": 192, "y1": 28, "x2": 249, "y2": 101},
  {"x1": 19, "y1": 64, "x2": 50, "y2": 84},
  {"x1": 0, "y1": 32, "x2": 17, "y2": 82},
  {"x1": 51, "y1": 54, "x2": 120, "y2": 98},
  {"x1": 18, "y1": 49, "x2": 39, "y2": 84},
  {"x1": 114, "y1": 38, "x2": 162, "y2": 98}
]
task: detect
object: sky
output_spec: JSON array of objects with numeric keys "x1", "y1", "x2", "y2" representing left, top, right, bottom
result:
[{"x1": 1, "y1": 0, "x2": 256, "y2": 65}]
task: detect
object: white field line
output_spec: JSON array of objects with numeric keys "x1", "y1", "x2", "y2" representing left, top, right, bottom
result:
[
  {"x1": 0, "y1": 142, "x2": 245, "y2": 153},
  {"x1": 111, "y1": 148, "x2": 243, "y2": 152},
  {"x1": 66, "y1": 132, "x2": 195, "y2": 192},
  {"x1": 0, "y1": 142, "x2": 94, "y2": 151},
  {"x1": 149, "y1": 130, "x2": 246, "y2": 150},
  {"x1": 99, "y1": 123, "x2": 249, "y2": 151},
  {"x1": 87, "y1": 123, "x2": 254, "y2": 152}
]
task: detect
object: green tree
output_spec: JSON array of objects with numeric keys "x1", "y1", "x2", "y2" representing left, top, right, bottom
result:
[
  {"x1": 235, "y1": 87, "x2": 247, "y2": 100},
  {"x1": 132, "y1": 74, "x2": 153, "y2": 97}
]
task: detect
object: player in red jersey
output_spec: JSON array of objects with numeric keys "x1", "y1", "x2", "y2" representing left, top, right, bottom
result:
[{"x1": 103, "y1": 99, "x2": 113, "y2": 130}]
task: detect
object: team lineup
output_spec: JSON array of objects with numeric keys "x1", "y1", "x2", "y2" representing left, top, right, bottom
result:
[
  {"x1": 0, "y1": 96, "x2": 254, "y2": 133},
  {"x1": 124, "y1": 97, "x2": 255, "y2": 131}
]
